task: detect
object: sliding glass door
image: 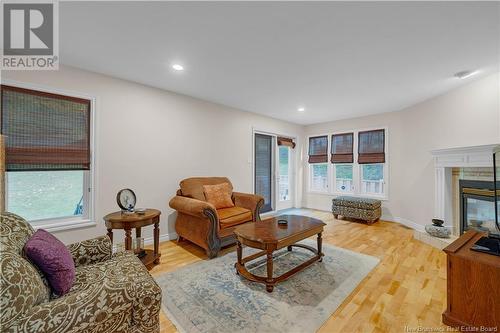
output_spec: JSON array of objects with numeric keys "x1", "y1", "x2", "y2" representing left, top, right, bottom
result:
[
  {"x1": 254, "y1": 134, "x2": 274, "y2": 213},
  {"x1": 277, "y1": 145, "x2": 293, "y2": 210}
]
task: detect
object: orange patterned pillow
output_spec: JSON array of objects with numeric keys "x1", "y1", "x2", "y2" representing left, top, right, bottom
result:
[{"x1": 203, "y1": 183, "x2": 234, "y2": 209}]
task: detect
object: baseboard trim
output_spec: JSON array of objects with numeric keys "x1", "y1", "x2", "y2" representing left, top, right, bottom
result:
[
  {"x1": 391, "y1": 216, "x2": 425, "y2": 233},
  {"x1": 143, "y1": 232, "x2": 178, "y2": 245}
]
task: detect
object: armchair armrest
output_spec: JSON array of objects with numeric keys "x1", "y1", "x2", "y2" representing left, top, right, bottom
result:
[
  {"x1": 169, "y1": 195, "x2": 221, "y2": 258},
  {"x1": 67, "y1": 235, "x2": 112, "y2": 267},
  {"x1": 169, "y1": 196, "x2": 218, "y2": 220},
  {"x1": 232, "y1": 192, "x2": 264, "y2": 221}
]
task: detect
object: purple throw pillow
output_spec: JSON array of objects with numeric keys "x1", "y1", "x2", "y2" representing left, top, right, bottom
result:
[{"x1": 24, "y1": 229, "x2": 75, "y2": 296}]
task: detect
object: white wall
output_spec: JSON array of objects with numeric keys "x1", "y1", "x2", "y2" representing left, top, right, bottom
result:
[
  {"x1": 303, "y1": 73, "x2": 500, "y2": 229},
  {"x1": 2, "y1": 65, "x2": 303, "y2": 244},
  {"x1": 3, "y1": 67, "x2": 498, "y2": 242}
]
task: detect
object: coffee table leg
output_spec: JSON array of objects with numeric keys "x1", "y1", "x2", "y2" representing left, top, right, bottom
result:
[
  {"x1": 237, "y1": 241, "x2": 243, "y2": 266},
  {"x1": 287, "y1": 245, "x2": 292, "y2": 251},
  {"x1": 317, "y1": 232, "x2": 323, "y2": 262},
  {"x1": 266, "y1": 251, "x2": 274, "y2": 292}
]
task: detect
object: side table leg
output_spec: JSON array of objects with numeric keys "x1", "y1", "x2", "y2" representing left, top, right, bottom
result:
[
  {"x1": 317, "y1": 232, "x2": 323, "y2": 262},
  {"x1": 135, "y1": 227, "x2": 142, "y2": 252},
  {"x1": 125, "y1": 228, "x2": 132, "y2": 251},
  {"x1": 266, "y1": 251, "x2": 274, "y2": 292},
  {"x1": 107, "y1": 228, "x2": 113, "y2": 244},
  {"x1": 153, "y1": 220, "x2": 160, "y2": 264}
]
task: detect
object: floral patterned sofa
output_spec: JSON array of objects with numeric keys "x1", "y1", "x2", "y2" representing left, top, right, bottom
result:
[{"x1": 0, "y1": 212, "x2": 162, "y2": 333}]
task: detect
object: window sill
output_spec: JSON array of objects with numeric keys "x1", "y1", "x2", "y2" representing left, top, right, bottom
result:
[
  {"x1": 307, "y1": 190, "x2": 330, "y2": 195},
  {"x1": 306, "y1": 191, "x2": 389, "y2": 201},
  {"x1": 30, "y1": 218, "x2": 96, "y2": 233}
]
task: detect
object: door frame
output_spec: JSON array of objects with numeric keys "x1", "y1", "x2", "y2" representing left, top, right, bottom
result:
[{"x1": 252, "y1": 128, "x2": 297, "y2": 215}]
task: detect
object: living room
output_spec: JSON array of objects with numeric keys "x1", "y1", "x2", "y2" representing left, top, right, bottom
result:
[{"x1": 1, "y1": 1, "x2": 499, "y2": 333}]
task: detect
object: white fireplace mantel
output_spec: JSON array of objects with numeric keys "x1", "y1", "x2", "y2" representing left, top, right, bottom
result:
[
  {"x1": 431, "y1": 143, "x2": 499, "y2": 234},
  {"x1": 431, "y1": 144, "x2": 499, "y2": 168}
]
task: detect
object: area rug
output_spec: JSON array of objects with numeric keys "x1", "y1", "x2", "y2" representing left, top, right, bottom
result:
[{"x1": 155, "y1": 239, "x2": 379, "y2": 333}]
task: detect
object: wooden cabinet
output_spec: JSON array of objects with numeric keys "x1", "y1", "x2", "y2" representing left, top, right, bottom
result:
[{"x1": 442, "y1": 230, "x2": 500, "y2": 329}]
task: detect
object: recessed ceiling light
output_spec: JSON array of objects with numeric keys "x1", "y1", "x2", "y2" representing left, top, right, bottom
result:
[
  {"x1": 172, "y1": 64, "x2": 184, "y2": 71},
  {"x1": 298, "y1": 107, "x2": 305, "y2": 112},
  {"x1": 454, "y1": 70, "x2": 477, "y2": 79}
]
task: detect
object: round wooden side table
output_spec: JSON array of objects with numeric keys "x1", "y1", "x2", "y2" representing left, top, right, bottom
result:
[{"x1": 104, "y1": 209, "x2": 161, "y2": 270}]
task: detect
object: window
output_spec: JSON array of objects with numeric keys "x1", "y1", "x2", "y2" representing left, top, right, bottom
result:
[
  {"x1": 1, "y1": 85, "x2": 93, "y2": 229},
  {"x1": 308, "y1": 136, "x2": 328, "y2": 163},
  {"x1": 7, "y1": 171, "x2": 85, "y2": 221},
  {"x1": 310, "y1": 164, "x2": 328, "y2": 192},
  {"x1": 277, "y1": 136, "x2": 295, "y2": 202},
  {"x1": 307, "y1": 128, "x2": 387, "y2": 198},
  {"x1": 331, "y1": 133, "x2": 353, "y2": 163},
  {"x1": 278, "y1": 146, "x2": 290, "y2": 201},
  {"x1": 331, "y1": 132, "x2": 354, "y2": 193},
  {"x1": 361, "y1": 164, "x2": 384, "y2": 195},
  {"x1": 334, "y1": 164, "x2": 354, "y2": 193},
  {"x1": 308, "y1": 135, "x2": 329, "y2": 192},
  {"x1": 358, "y1": 129, "x2": 385, "y2": 164}
]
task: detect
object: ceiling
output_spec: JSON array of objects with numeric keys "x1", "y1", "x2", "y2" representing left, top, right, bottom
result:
[{"x1": 59, "y1": 2, "x2": 500, "y2": 125}]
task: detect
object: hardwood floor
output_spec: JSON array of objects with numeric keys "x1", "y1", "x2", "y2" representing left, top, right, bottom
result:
[{"x1": 149, "y1": 209, "x2": 448, "y2": 333}]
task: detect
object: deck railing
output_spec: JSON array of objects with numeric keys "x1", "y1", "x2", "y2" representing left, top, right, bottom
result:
[
  {"x1": 279, "y1": 175, "x2": 289, "y2": 200},
  {"x1": 336, "y1": 178, "x2": 353, "y2": 192},
  {"x1": 335, "y1": 178, "x2": 384, "y2": 195},
  {"x1": 311, "y1": 176, "x2": 328, "y2": 191},
  {"x1": 361, "y1": 179, "x2": 384, "y2": 195}
]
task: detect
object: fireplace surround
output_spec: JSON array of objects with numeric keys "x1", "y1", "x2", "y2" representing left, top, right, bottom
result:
[
  {"x1": 412, "y1": 144, "x2": 500, "y2": 249},
  {"x1": 430, "y1": 144, "x2": 498, "y2": 237}
]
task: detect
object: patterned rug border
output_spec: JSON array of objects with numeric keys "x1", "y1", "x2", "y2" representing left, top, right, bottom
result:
[{"x1": 156, "y1": 240, "x2": 380, "y2": 333}]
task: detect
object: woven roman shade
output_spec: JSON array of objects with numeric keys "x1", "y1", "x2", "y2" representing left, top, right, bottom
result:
[
  {"x1": 308, "y1": 135, "x2": 328, "y2": 163},
  {"x1": 331, "y1": 133, "x2": 353, "y2": 163},
  {"x1": 1, "y1": 85, "x2": 91, "y2": 171},
  {"x1": 358, "y1": 129, "x2": 385, "y2": 164},
  {"x1": 277, "y1": 136, "x2": 296, "y2": 149}
]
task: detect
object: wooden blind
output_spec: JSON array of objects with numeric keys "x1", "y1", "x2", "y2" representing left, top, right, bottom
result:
[
  {"x1": 277, "y1": 136, "x2": 296, "y2": 149},
  {"x1": 255, "y1": 134, "x2": 273, "y2": 213},
  {"x1": 308, "y1": 135, "x2": 328, "y2": 163},
  {"x1": 331, "y1": 133, "x2": 353, "y2": 163},
  {"x1": 1, "y1": 85, "x2": 91, "y2": 171},
  {"x1": 358, "y1": 129, "x2": 385, "y2": 164}
]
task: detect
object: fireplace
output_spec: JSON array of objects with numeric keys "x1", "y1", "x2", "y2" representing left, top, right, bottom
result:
[{"x1": 459, "y1": 179, "x2": 499, "y2": 235}]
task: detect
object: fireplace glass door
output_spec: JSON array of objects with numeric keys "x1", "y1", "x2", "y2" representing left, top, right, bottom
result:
[
  {"x1": 462, "y1": 195, "x2": 498, "y2": 234},
  {"x1": 460, "y1": 179, "x2": 500, "y2": 235}
]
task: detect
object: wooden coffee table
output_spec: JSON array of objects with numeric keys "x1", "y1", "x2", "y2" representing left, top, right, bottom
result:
[{"x1": 234, "y1": 214, "x2": 326, "y2": 292}]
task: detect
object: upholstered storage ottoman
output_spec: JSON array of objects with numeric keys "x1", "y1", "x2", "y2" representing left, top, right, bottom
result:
[{"x1": 332, "y1": 196, "x2": 381, "y2": 224}]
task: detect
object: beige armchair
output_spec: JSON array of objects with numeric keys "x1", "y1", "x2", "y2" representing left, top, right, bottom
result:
[{"x1": 169, "y1": 177, "x2": 264, "y2": 258}]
